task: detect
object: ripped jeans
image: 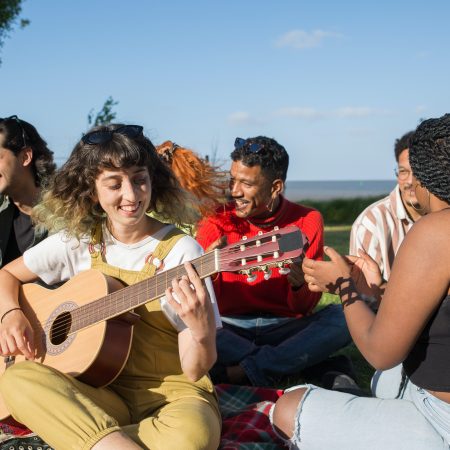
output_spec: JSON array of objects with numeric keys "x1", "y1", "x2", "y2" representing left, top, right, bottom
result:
[{"x1": 270, "y1": 365, "x2": 449, "y2": 450}]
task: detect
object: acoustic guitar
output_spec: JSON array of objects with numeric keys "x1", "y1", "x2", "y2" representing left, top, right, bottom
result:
[{"x1": 0, "y1": 225, "x2": 306, "y2": 419}]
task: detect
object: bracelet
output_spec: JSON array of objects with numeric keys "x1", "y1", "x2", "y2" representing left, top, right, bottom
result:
[{"x1": 0, "y1": 307, "x2": 22, "y2": 324}]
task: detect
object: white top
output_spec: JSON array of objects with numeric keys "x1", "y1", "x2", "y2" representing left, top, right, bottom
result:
[
  {"x1": 349, "y1": 185, "x2": 414, "y2": 280},
  {"x1": 23, "y1": 224, "x2": 222, "y2": 331}
]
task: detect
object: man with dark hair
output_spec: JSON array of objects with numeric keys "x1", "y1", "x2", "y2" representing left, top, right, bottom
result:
[
  {"x1": 0, "y1": 115, "x2": 56, "y2": 268},
  {"x1": 350, "y1": 130, "x2": 422, "y2": 283},
  {"x1": 196, "y1": 136, "x2": 351, "y2": 387}
]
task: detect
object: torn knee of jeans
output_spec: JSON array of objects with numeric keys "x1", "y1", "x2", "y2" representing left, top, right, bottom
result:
[{"x1": 269, "y1": 384, "x2": 314, "y2": 448}]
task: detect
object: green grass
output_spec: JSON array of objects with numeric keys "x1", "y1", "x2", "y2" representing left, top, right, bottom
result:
[
  {"x1": 300, "y1": 196, "x2": 385, "y2": 225},
  {"x1": 278, "y1": 225, "x2": 374, "y2": 391},
  {"x1": 315, "y1": 225, "x2": 374, "y2": 391}
]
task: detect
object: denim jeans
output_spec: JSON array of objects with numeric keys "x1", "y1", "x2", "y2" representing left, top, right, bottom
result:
[
  {"x1": 270, "y1": 365, "x2": 450, "y2": 450},
  {"x1": 213, "y1": 304, "x2": 351, "y2": 386}
]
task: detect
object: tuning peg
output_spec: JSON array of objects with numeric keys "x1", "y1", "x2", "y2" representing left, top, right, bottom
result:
[
  {"x1": 245, "y1": 271, "x2": 257, "y2": 283},
  {"x1": 263, "y1": 269, "x2": 272, "y2": 280},
  {"x1": 278, "y1": 265, "x2": 291, "y2": 275}
]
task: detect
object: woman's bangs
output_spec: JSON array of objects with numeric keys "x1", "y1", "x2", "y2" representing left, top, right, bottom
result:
[{"x1": 95, "y1": 139, "x2": 149, "y2": 170}]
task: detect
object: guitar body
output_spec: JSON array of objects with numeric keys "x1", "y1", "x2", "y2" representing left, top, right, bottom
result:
[{"x1": 0, "y1": 270, "x2": 136, "y2": 420}]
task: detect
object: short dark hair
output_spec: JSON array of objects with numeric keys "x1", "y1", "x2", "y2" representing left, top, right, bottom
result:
[
  {"x1": 230, "y1": 136, "x2": 289, "y2": 182},
  {"x1": 0, "y1": 117, "x2": 56, "y2": 187},
  {"x1": 409, "y1": 114, "x2": 450, "y2": 204},
  {"x1": 394, "y1": 131, "x2": 414, "y2": 162}
]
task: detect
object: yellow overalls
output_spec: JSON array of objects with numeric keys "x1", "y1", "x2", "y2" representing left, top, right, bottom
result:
[{"x1": 0, "y1": 226, "x2": 221, "y2": 450}]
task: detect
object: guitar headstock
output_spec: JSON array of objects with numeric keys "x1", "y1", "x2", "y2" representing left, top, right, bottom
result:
[{"x1": 217, "y1": 226, "x2": 308, "y2": 278}]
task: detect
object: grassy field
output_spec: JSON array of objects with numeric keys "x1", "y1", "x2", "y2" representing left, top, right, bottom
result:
[
  {"x1": 315, "y1": 225, "x2": 375, "y2": 391},
  {"x1": 278, "y1": 224, "x2": 374, "y2": 391},
  {"x1": 274, "y1": 197, "x2": 382, "y2": 391}
]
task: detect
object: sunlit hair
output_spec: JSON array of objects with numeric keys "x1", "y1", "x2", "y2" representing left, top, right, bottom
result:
[
  {"x1": 0, "y1": 117, "x2": 56, "y2": 187},
  {"x1": 33, "y1": 124, "x2": 199, "y2": 238},
  {"x1": 156, "y1": 140, "x2": 228, "y2": 216},
  {"x1": 409, "y1": 114, "x2": 450, "y2": 204}
]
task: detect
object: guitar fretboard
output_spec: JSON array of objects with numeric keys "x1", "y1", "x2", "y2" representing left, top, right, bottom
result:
[{"x1": 69, "y1": 251, "x2": 218, "y2": 332}]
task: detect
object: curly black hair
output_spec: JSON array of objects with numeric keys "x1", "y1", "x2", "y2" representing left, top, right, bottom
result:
[
  {"x1": 394, "y1": 130, "x2": 414, "y2": 162},
  {"x1": 0, "y1": 116, "x2": 56, "y2": 187},
  {"x1": 409, "y1": 114, "x2": 450, "y2": 204},
  {"x1": 230, "y1": 136, "x2": 289, "y2": 182}
]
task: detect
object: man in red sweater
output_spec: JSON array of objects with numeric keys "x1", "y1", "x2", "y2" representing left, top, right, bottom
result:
[{"x1": 196, "y1": 136, "x2": 351, "y2": 386}]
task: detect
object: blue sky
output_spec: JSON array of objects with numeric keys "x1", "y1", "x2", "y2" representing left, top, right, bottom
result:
[{"x1": 1, "y1": 0, "x2": 449, "y2": 180}]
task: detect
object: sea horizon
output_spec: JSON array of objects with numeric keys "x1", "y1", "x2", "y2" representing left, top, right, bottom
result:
[{"x1": 284, "y1": 179, "x2": 396, "y2": 202}]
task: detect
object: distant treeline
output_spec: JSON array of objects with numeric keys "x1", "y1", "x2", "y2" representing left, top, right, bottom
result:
[{"x1": 298, "y1": 195, "x2": 385, "y2": 225}]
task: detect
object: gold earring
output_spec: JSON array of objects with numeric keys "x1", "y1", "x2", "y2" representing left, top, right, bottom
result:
[{"x1": 266, "y1": 196, "x2": 276, "y2": 213}]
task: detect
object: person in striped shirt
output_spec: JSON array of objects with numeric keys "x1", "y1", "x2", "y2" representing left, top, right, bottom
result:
[{"x1": 349, "y1": 131, "x2": 424, "y2": 287}]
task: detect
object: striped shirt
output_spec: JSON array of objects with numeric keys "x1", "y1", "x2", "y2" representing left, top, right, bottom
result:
[{"x1": 349, "y1": 185, "x2": 414, "y2": 280}]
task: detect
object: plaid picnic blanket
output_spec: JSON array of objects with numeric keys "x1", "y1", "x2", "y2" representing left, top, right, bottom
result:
[
  {"x1": 0, "y1": 417, "x2": 52, "y2": 449},
  {"x1": 0, "y1": 384, "x2": 285, "y2": 450},
  {"x1": 217, "y1": 384, "x2": 285, "y2": 450}
]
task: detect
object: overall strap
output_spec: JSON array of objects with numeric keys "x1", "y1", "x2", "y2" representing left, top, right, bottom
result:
[
  {"x1": 88, "y1": 222, "x2": 105, "y2": 266},
  {"x1": 143, "y1": 227, "x2": 186, "y2": 278}
]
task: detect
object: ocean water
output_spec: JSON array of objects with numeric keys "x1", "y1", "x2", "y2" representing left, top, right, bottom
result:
[{"x1": 285, "y1": 180, "x2": 396, "y2": 201}]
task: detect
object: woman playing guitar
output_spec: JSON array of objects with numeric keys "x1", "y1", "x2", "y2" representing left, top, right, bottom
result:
[{"x1": 0, "y1": 124, "x2": 222, "y2": 450}]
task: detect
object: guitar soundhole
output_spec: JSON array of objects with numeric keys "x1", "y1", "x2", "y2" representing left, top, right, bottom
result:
[{"x1": 50, "y1": 312, "x2": 72, "y2": 345}]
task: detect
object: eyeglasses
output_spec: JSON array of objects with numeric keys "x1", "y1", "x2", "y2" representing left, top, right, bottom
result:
[
  {"x1": 0, "y1": 115, "x2": 28, "y2": 148},
  {"x1": 81, "y1": 125, "x2": 143, "y2": 145},
  {"x1": 394, "y1": 167, "x2": 411, "y2": 180},
  {"x1": 234, "y1": 137, "x2": 265, "y2": 154}
]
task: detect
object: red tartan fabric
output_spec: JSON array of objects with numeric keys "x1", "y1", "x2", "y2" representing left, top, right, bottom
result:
[
  {"x1": 0, "y1": 384, "x2": 286, "y2": 449},
  {"x1": 216, "y1": 384, "x2": 286, "y2": 450},
  {"x1": 0, "y1": 416, "x2": 32, "y2": 437}
]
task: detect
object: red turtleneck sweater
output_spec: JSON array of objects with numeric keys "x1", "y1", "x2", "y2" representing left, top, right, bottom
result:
[{"x1": 196, "y1": 196, "x2": 324, "y2": 317}]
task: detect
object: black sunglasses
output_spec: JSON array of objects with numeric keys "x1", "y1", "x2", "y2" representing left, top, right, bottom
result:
[
  {"x1": 0, "y1": 115, "x2": 28, "y2": 148},
  {"x1": 81, "y1": 125, "x2": 144, "y2": 145},
  {"x1": 234, "y1": 137, "x2": 264, "y2": 154}
]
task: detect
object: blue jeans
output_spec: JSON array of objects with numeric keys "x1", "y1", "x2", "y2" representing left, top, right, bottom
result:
[
  {"x1": 214, "y1": 304, "x2": 351, "y2": 386},
  {"x1": 271, "y1": 365, "x2": 450, "y2": 449}
]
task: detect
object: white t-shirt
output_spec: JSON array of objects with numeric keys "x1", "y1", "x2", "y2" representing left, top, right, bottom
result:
[{"x1": 23, "y1": 224, "x2": 222, "y2": 332}]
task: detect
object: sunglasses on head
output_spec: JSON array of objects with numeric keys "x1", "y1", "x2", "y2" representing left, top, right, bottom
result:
[
  {"x1": 0, "y1": 115, "x2": 28, "y2": 148},
  {"x1": 234, "y1": 137, "x2": 264, "y2": 154},
  {"x1": 81, "y1": 125, "x2": 144, "y2": 145}
]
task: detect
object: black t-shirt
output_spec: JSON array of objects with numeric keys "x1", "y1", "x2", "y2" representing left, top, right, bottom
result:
[{"x1": 3, "y1": 206, "x2": 34, "y2": 265}]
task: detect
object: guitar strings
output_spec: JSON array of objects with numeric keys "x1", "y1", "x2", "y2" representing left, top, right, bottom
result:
[
  {"x1": 47, "y1": 249, "x2": 291, "y2": 340},
  {"x1": 45, "y1": 242, "x2": 291, "y2": 339},
  {"x1": 47, "y1": 249, "x2": 289, "y2": 340}
]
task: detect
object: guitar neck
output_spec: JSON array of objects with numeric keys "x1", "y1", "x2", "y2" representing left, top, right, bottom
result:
[
  {"x1": 70, "y1": 251, "x2": 219, "y2": 333},
  {"x1": 66, "y1": 225, "x2": 303, "y2": 334}
]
